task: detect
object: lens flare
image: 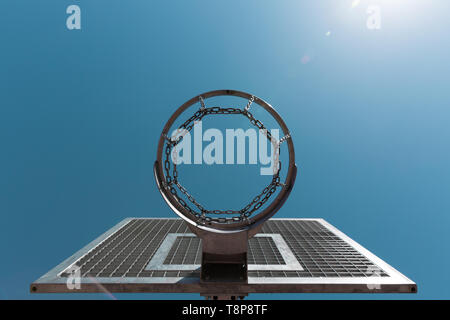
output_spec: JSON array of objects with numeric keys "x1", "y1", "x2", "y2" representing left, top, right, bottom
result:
[{"x1": 351, "y1": 0, "x2": 360, "y2": 8}]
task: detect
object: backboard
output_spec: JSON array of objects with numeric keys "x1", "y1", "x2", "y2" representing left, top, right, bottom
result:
[{"x1": 31, "y1": 218, "x2": 416, "y2": 298}]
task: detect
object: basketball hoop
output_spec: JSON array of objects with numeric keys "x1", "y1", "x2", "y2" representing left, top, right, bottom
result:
[{"x1": 154, "y1": 89, "x2": 297, "y2": 284}]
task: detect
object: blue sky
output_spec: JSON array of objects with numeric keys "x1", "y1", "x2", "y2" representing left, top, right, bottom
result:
[{"x1": 1, "y1": 0, "x2": 449, "y2": 299}]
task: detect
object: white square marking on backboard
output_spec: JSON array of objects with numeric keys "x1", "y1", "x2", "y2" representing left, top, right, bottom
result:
[{"x1": 145, "y1": 233, "x2": 303, "y2": 271}]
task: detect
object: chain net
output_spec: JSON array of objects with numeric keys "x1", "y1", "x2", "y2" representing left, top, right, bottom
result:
[{"x1": 162, "y1": 96, "x2": 290, "y2": 224}]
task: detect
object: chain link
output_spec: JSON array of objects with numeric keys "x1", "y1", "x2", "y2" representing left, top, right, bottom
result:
[{"x1": 245, "y1": 95, "x2": 254, "y2": 112}]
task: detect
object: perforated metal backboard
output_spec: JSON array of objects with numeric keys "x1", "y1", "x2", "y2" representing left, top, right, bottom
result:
[{"x1": 31, "y1": 218, "x2": 416, "y2": 296}]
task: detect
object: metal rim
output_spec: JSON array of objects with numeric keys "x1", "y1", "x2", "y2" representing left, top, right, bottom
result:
[{"x1": 154, "y1": 89, "x2": 296, "y2": 233}]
